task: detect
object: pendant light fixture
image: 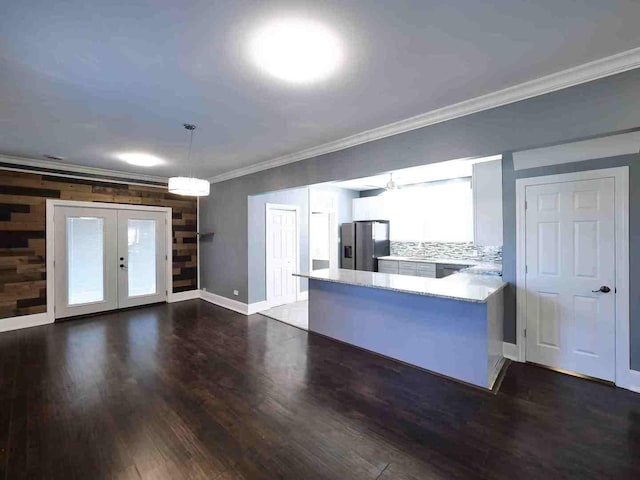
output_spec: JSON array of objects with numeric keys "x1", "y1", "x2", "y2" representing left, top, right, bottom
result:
[
  {"x1": 168, "y1": 124, "x2": 210, "y2": 197},
  {"x1": 384, "y1": 173, "x2": 399, "y2": 192}
]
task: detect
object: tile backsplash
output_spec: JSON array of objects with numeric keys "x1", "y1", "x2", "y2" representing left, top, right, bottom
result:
[{"x1": 390, "y1": 241, "x2": 502, "y2": 264}]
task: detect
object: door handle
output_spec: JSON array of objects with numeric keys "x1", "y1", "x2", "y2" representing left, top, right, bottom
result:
[
  {"x1": 120, "y1": 264, "x2": 128, "y2": 270},
  {"x1": 592, "y1": 286, "x2": 611, "y2": 293}
]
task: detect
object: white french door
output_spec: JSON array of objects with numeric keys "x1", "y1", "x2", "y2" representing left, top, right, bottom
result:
[
  {"x1": 54, "y1": 206, "x2": 167, "y2": 318},
  {"x1": 266, "y1": 204, "x2": 299, "y2": 308},
  {"x1": 116, "y1": 210, "x2": 167, "y2": 309},
  {"x1": 524, "y1": 177, "x2": 616, "y2": 381},
  {"x1": 54, "y1": 207, "x2": 118, "y2": 318}
]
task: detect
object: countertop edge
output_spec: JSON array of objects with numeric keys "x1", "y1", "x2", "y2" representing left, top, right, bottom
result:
[
  {"x1": 294, "y1": 272, "x2": 506, "y2": 304},
  {"x1": 478, "y1": 281, "x2": 507, "y2": 301}
]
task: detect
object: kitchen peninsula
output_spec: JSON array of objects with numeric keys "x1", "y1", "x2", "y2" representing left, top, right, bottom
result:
[{"x1": 294, "y1": 268, "x2": 507, "y2": 389}]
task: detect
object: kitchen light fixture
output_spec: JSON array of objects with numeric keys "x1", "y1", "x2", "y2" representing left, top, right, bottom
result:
[
  {"x1": 116, "y1": 152, "x2": 164, "y2": 167},
  {"x1": 248, "y1": 18, "x2": 343, "y2": 84},
  {"x1": 168, "y1": 124, "x2": 210, "y2": 197},
  {"x1": 384, "y1": 173, "x2": 399, "y2": 192}
]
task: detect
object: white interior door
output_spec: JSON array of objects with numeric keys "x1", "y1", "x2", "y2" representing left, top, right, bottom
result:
[
  {"x1": 117, "y1": 210, "x2": 167, "y2": 308},
  {"x1": 54, "y1": 206, "x2": 118, "y2": 318},
  {"x1": 266, "y1": 205, "x2": 298, "y2": 307},
  {"x1": 54, "y1": 205, "x2": 168, "y2": 318},
  {"x1": 524, "y1": 177, "x2": 616, "y2": 381}
]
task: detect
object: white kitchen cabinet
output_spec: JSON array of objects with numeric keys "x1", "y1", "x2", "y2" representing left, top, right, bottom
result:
[
  {"x1": 472, "y1": 160, "x2": 503, "y2": 246},
  {"x1": 352, "y1": 196, "x2": 389, "y2": 221}
]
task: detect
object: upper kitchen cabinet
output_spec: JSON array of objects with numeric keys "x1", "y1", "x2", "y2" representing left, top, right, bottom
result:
[
  {"x1": 352, "y1": 195, "x2": 389, "y2": 221},
  {"x1": 472, "y1": 160, "x2": 503, "y2": 246}
]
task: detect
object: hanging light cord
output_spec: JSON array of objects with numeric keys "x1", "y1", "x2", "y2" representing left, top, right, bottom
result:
[{"x1": 184, "y1": 123, "x2": 196, "y2": 178}]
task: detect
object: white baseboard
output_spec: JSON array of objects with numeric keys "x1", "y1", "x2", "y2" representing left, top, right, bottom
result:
[
  {"x1": 624, "y1": 369, "x2": 640, "y2": 394},
  {"x1": 501, "y1": 341, "x2": 639, "y2": 394},
  {"x1": 200, "y1": 290, "x2": 250, "y2": 315},
  {"x1": 488, "y1": 357, "x2": 506, "y2": 390},
  {"x1": 247, "y1": 300, "x2": 270, "y2": 315},
  {"x1": 503, "y1": 342, "x2": 520, "y2": 361},
  {"x1": 167, "y1": 290, "x2": 201, "y2": 303},
  {"x1": 198, "y1": 291, "x2": 299, "y2": 316},
  {"x1": 0, "y1": 312, "x2": 53, "y2": 333}
]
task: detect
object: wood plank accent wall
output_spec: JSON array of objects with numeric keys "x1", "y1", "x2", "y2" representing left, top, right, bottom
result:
[{"x1": 0, "y1": 170, "x2": 198, "y2": 319}]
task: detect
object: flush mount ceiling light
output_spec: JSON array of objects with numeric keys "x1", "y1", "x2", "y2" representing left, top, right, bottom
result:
[
  {"x1": 248, "y1": 18, "x2": 343, "y2": 84},
  {"x1": 117, "y1": 152, "x2": 164, "y2": 167},
  {"x1": 168, "y1": 124, "x2": 210, "y2": 197}
]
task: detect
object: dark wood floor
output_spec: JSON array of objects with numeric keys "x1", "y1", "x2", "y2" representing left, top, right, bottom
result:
[{"x1": 0, "y1": 300, "x2": 639, "y2": 479}]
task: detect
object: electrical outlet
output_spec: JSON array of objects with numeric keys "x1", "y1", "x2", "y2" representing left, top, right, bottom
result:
[{"x1": 233, "y1": 290, "x2": 239, "y2": 296}]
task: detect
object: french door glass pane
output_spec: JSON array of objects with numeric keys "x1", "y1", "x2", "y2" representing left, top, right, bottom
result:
[
  {"x1": 127, "y1": 219, "x2": 157, "y2": 296},
  {"x1": 67, "y1": 217, "x2": 104, "y2": 305}
]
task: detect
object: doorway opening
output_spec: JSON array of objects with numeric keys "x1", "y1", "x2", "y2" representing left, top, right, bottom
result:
[
  {"x1": 262, "y1": 202, "x2": 308, "y2": 330},
  {"x1": 265, "y1": 203, "x2": 301, "y2": 308}
]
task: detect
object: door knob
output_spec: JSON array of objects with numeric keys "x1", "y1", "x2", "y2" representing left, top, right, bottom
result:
[
  {"x1": 120, "y1": 264, "x2": 127, "y2": 269},
  {"x1": 592, "y1": 286, "x2": 611, "y2": 293}
]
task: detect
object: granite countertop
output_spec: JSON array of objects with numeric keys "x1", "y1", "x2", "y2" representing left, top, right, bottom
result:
[
  {"x1": 461, "y1": 263, "x2": 503, "y2": 276},
  {"x1": 294, "y1": 268, "x2": 506, "y2": 303},
  {"x1": 378, "y1": 256, "x2": 495, "y2": 267}
]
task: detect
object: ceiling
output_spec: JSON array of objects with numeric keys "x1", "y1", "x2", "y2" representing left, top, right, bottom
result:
[
  {"x1": 1, "y1": 1, "x2": 640, "y2": 180},
  {"x1": 328, "y1": 155, "x2": 500, "y2": 191}
]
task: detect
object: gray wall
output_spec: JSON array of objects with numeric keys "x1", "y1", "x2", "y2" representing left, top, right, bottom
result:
[
  {"x1": 247, "y1": 187, "x2": 309, "y2": 304},
  {"x1": 502, "y1": 153, "x2": 640, "y2": 370},
  {"x1": 200, "y1": 69, "x2": 640, "y2": 365}
]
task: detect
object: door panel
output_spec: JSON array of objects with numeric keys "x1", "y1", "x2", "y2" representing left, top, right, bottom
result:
[
  {"x1": 117, "y1": 210, "x2": 167, "y2": 308},
  {"x1": 355, "y1": 222, "x2": 373, "y2": 271},
  {"x1": 266, "y1": 207, "x2": 298, "y2": 307},
  {"x1": 525, "y1": 178, "x2": 615, "y2": 381},
  {"x1": 340, "y1": 223, "x2": 354, "y2": 269},
  {"x1": 54, "y1": 207, "x2": 118, "y2": 318}
]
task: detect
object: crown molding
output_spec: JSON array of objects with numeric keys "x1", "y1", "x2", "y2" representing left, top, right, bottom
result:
[
  {"x1": 209, "y1": 46, "x2": 640, "y2": 184},
  {"x1": 0, "y1": 154, "x2": 169, "y2": 186}
]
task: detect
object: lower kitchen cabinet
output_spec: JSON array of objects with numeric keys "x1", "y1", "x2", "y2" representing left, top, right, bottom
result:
[
  {"x1": 378, "y1": 259, "x2": 437, "y2": 278},
  {"x1": 378, "y1": 259, "x2": 399, "y2": 274}
]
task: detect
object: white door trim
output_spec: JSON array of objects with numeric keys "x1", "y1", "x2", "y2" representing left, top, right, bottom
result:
[
  {"x1": 515, "y1": 166, "x2": 630, "y2": 388},
  {"x1": 265, "y1": 203, "x2": 301, "y2": 307},
  {"x1": 46, "y1": 199, "x2": 173, "y2": 321}
]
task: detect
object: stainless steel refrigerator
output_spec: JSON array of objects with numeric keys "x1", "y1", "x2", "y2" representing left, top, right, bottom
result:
[{"x1": 340, "y1": 221, "x2": 390, "y2": 271}]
